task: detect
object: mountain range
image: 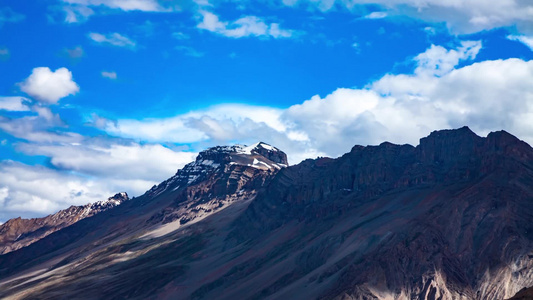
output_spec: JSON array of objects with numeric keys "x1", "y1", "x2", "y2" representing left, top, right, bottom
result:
[{"x1": 0, "y1": 128, "x2": 532, "y2": 300}]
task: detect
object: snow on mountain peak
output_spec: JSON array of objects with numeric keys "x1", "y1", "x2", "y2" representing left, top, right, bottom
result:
[{"x1": 144, "y1": 142, "x2": 288, "y2": 197}]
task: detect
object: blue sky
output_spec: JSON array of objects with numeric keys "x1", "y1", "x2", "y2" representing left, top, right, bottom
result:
[{"x1": 1, "y1": 0, "x2": 533, "y2": 222}]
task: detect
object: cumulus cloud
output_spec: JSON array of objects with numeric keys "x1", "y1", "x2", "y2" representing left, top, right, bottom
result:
[
  {"x1": 197, "y1": 10, "x2": 295, "y2": 39},
  {"x1": 103, "y1": 104, "x2": 286, "y2": 143},
  {"x1": 0, "y1": 130, "x2": 196, "y2": 221},
  {"x1": 0, "y1": 140, "x2": 196, "y2": 220},
  {"x1": 0, "y1": 161, "x2": 169, "y2": 221},
  {"x1": 16, "y1": 140, "x2": 196, "y2": 182},
  {"x1": 89, "y1": 32, "x2": 136, "y2": 48},
  {"x1": 101, "y1": 71, "x2": 117, "y2": 79},
  {"x1": 99, "y1": 41, "x2": 533, "y2": 163},
  {"x1": 413, "y1": 40, "x2": 481, "y2": 76},
  {"x1": 507, "y1": 35, "x2": 533, "y2": 51},
  {"x1": 0, "y1": 101, "x2": 197, "y2": 222},
  {"x1": 0, "y1": 97, "x2": 30, "y2": 111},
  {"x1": 0, "y1": 107, "x2": 80, "y2": 143},
  {"x1": 0, "y1": 161, "x2": 116, "y2": 219},
  {"x1": 19, "y1": 67, "x2": 80, "y2": 104}
]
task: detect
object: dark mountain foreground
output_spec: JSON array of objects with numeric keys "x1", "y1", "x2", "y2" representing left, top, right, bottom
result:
[
  {"x1": 0, "y1": 130, "x2": 532, "y2": 300},
  {"x1": 509, "y1": 286, "x2": 533, "y2": 299}
]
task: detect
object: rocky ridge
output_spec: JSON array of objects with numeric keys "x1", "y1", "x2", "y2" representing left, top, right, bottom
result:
[{"x1": 0, "y1": 192, "x2": 129, "y2": 255}]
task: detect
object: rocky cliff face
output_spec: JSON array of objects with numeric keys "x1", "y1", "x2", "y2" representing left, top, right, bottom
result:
[
  {"x1": 0, "y1": 192, "x2": 129, "y2": 255},
  {"x1": 0, "y1": 130, "x2": 532, "y2": 300},
  {"x1": 223, "y1": 127, "x2": 533, "y2": 300}
]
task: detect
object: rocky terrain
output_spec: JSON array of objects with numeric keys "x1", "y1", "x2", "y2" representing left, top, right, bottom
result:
[
  {"x1": 509, "y1": 287, "x2": 533, "y2": 299},
  {"x1": 0, "y1": 192, "x2": 129, "y2": 255},
  {"x1": 0, "y1": 129, "x2": 532, "y2": 300}
]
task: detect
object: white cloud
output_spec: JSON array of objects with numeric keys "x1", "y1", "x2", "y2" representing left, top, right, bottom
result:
[
  {"x1": 17, "y1": 140, "x2": 196, "y2": 182},
  {"x1": 0, "y1": 97, "x2": 30, "y2": 111},
  {"x1": 269, "y1": 23, "x2": 293, "y2": 38},
  {"x1": 62, "y1": 0, "x2": 166, "y2": 12},
  {"x1": 57, "y1": 0, "x2": 172, "y2": 23},
  {"x1": 101, "y1": 71, "x2": 117, "y2": 79},
  {"x1": 0, "y1": 128, "x2": 196, "y2": 221},
  {"x1": 63, "y1": 4, "x2": 94, "y2": 23},
  {"x1": 89, "y1": 32, "x2": 136, "y2": 48},
  {"x1": 0, "y1": 105, "x2": 196, "y2": 222},
  {"x1": 364, "y1": 11, "x2": 387, "y2": 19},
  {"x1": 507, "y1": 35, "x2": 533, "y2": 51},
  {"x1": 103, "y1": 104, "x2": 286, "y2": 143},
  {"x1": 197, "y1": 10, "x2": 295, "y2": 39},
  {"x1": 0, "y1": 161, "x2": 117, "y2": 220},
  {"x1": 0, "y1": 146, "x2": 193, "y2": 220},
  {"x1": 281, "y1": 0, "x2": 533, "y2": 34},
  {"x1": 100, "y1": 41, "x2": 533, "y2": 164},
  {"x1": 413, "y1": 40, "x2": 482, "y2": 76},
  {"x1": 19, "y1": 67, "x2": 79, "y2": 104},
  {"x1": 0, "y1": 103, "x2": 83, "y2": 143}
]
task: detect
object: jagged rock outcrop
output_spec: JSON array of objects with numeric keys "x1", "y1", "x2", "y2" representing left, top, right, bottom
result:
[
  {"x1": 0, "y1": 192, "x2": 129, "y2": 255},
  {"x1": 144, "y1": 142, "x2": 286, "y2": 227}
]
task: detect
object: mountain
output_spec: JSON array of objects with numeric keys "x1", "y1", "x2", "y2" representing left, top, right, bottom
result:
[
  {"x1": 0, "y1": 129, "x2": 532, "y2": 300},
  {"x1": 0, "y1": 192, "x2": 129, "y2": 255}
]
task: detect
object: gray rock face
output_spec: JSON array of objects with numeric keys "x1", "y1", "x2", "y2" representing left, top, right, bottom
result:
[{"x1": 0, "y1": 131, "x2": 532, "y2": 300}]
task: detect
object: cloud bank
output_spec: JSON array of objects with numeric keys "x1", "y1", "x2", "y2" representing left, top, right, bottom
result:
[{"x1": 101, "y1": 40, "x2": 533, "y2": 163}]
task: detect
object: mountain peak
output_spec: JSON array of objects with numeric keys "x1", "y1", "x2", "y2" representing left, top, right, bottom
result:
[
  {"x1": 146, "y1": 142, "x2": 288, "y2": 197},
  {"x1": 195, "y1": 142, "x2": 288, "y2": 167},
  {"x1": 417, "y1": 126, "x2": 483, "y2": 164}
]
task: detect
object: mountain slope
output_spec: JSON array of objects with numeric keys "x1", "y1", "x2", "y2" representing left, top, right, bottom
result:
[
  {"x1": 0, "y1": 129, "x2": 532, "y2": 300},
  {"x1": 0, "y1": 142, "x2": 287, "y2": 299},
  {"x1": 0, "y1": 192, "x2": 129, "y2": 255}
]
